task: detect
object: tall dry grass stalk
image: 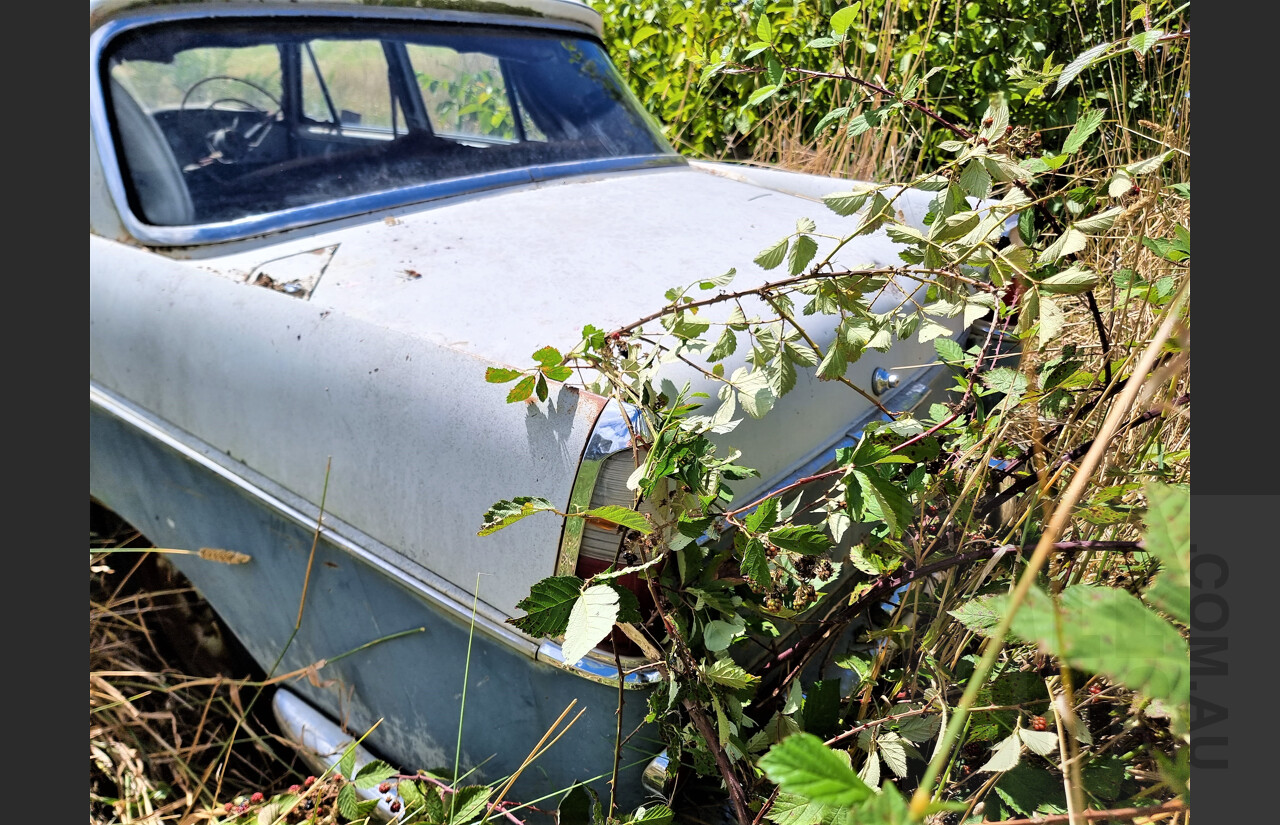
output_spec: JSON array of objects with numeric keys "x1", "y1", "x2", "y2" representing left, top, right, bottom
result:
[{"x1": 90, "y1": 506, "x2": 304, "y2": 824}]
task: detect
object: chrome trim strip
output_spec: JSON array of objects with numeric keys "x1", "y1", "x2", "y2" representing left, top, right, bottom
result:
[
  {"x1": 273, "y1": 688, "x2": 406, "y2": 823},
  {"x1": 89, "y1": 5, "x2": 684, "y2": 248},
  {"x1": 90, "y1": 382, "x2": 539, "y2": 659},
  {"x1": 536, "y1": 640, "x2": 665, "y2": 689}
]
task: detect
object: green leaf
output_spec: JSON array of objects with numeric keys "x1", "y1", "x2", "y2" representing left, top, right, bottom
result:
[
  {"x1": 478, "y1": 496, "x2": 557, "y2": 536},
  {"x1": 740, "y1": 538, "x2": 771, "y2": 589},
  {"x1": 556, "y1": 784, "x2": 593, "y2": 825},
  {"x1": 1142, "y1": 483, "x2": 1191, "y2": 624},
  {"x1": 1037, "y1": 293, "x2": 1065, "y2": 346},
  {"x1": 934, "y1": 336, "x2": 966, "y2": 365},
  {"x1": 704, "y1": 658, "x2": 758, "y2": 690},
  {"x1": 756, "y1": 14, "x2": 774, "y2": 43},
  {"x1": 1055, "y1": 41, "x2": 1112, "y2": 94},
  {"x1": 700, "y1": 267, "x2": 738, "y2": 290},
  {"x1": 1129, "y1": 28, "x2": 1164, "y2": 55},
  {"x1": 337, "y1": 743, "x2": 357, "y2": 782},
  {"x1": 633, "y1": 803, "x2": 675, "y2": 825},
  {"x1": 485, "y1": 367, "x2": 522, "y2": 384},
  {"x1": 1038, "y1": 228, "x2": 1088, "y2": 264},
  {"x1": 704, "y1": 619, "x2": 745, "y2": 652},
  {"x1": 949, "y1": 594, "x2": 1004, "y2": 635},
  {"x1": 994, "y1": 763, "x2": 1067, "y2": 815},
  {"x1": 767, "y1": 525, "x2": 832, "y2": 556},
  {"x1": 399, "y1": 779, "x2": 425, "y2": 811},
  {"x1": 821, "y1": 190, "x2": 870, "y2": 216},
  {"x1": 709, "y1": 328, "x2": 738, "y2": 362},
  {"x1": 816, "y1": 342, "x2": 848, "y2": 381},
  {"x1": 896, "y1": 714, "x2": 941, "y2": 743},
  {"x1": 979, "y1": 732, "x2": 1022, "y2": 772},
  {"x1": 1108, "y1": 169, "x2": 1133, "y2": 198},
  {"x1": 560, "y1": 584, "x2": 620, "y2": 665},
  {"x1": 764, "y1": 792, "x2": 837, "y2": 825},
  {"x1": 354, "y1": 759, "x2": 398, "y2": 789},
  {"x1": 508, "y1": 576, "x2": 583, "y2": 637},
  {"x1": 1126, "y1": 150, "x2": 1174, "y2": 175},
  {"x1": 582, "y1": 505, "x2": 652, "y2": 535},
  {"x1": 1037, "y1": 266, "x2": 1100, "y2": 294},
  {"x1": 506, "y1": 375, "x2": 536, "y2": 403},
  {"x1": 1018, "y1": 728, "x2": 1059, "y2": 757},
  {"x1": 958, "y1": 158, "x2": 991, "y2": 200},
  {"x1": 852, "y1": 470, "x2": 912, "y2": 538},
  {"x1": 543, "y1": 365, "x2": 572, "y2": 382},
  {"x1": 877, "y1": 732, "x2": 909, "y2": 778},
  {"x1": 982, "y1": 367, "x2": 1028, "y2": 396},
  {"x1": 788, "y1": 235, "x2": 819, "y2": 276},
  {"x1": 747, "y1": 84, "x2": 780, "y2": 107},
  {"x1": 1073, "y1": 206, "x2": 1123, "y2": 234},
  {"x1": 1061, "y1": 108, "x2": 1106, "y2": 154},
  {"x1": 449, "y1": 785, "x2": 492, "y2": 825},
  {"x1": 745, "y1": 497, "x2": 779, "y2": 533},
  {"x1": 758, "y1": 733, "x2": 873, "y2": 807},
  {"x1": 755, "y1": 237, "x2": 790, "y2": 270},
  {"x1": 337, "y1": 783, "x2": 360, "y2": 820},
  {"x1": 1010, "y1": 585, "x2": 1190, "y2": 708},
  {"x1": 532, "y1": 345, "x2": 562, "y2": 367},
  {"x1": 830, "y1": 4, "x2": 862, "y2": 35}
]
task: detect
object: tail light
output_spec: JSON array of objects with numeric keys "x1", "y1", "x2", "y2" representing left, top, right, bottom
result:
[{"x1": 556, "y1": 402, "x2": 662, "y2": 655}]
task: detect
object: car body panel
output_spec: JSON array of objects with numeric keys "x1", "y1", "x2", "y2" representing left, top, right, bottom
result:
[{"x1": 90, "y1": 0, "x2": 978, "y2": 809}]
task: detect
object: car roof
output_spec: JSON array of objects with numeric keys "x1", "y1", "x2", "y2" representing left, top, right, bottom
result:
[{"x1": 89, "y1": 0, "x2": 605, "y2": 38}]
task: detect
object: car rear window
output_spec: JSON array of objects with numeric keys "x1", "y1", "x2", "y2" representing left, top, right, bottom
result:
[{"x1": 100, "y1": 17, "x2": 675, "y2": 227}]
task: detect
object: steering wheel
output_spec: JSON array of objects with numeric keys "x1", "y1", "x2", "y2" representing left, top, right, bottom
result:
[{"x1": 180, "y1": 76, "x2": 283, "y2": 165}]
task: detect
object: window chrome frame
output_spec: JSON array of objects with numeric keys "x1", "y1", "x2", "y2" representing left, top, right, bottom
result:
[{"x1": 90, "y1": 4, "x2": 684, "y2": 248}]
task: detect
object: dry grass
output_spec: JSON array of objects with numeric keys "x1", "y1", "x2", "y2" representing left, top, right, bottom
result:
[{"x1": 90, "y1": 504, "x2": 306, "y2": 825}]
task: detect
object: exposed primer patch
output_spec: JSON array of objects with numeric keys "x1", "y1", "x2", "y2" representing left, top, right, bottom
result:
[{"x1": 245, "y1": 244, "x2": 339, "y2": 299}]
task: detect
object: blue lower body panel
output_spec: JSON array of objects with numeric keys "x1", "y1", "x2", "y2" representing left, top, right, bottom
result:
[{"x1": 90, "y1": 403, "x2": 660, "y2": 811}]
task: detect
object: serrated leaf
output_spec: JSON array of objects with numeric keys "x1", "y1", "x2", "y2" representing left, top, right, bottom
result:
[
  {"x1": 1062, "y1": 108, "x2": 1106, "y2": 154},
  {"x1": 858, "y1": 750, "x2": 880, "y2": 789},
  {"x1": 509, "y1": 576, "x2": 583, "y2": 637},
  {"x1": 1037, "y1": 293, "x2": 1065, "y2": 346},
  {"x1": 788, "y1": 235, "x2": 820, "y2": 275},
  {"x1": 633, "y1": 804, "x2": 675, "y2": 825},
  {"x1": 813, "y1": 106, "x2": 851, "y2": 135},
  {"x1": 1056, "y1": 41, "x2": 1112, "y2": 93},
  {"x1": 337, "y1": 743, "x2": 357, "y2": 782},
  {"x1": 559, "y1": 584, "x2": 620, "y2": 665},
  {"x1": 982, "y1": 367, "x2": 1029, "y2": 396},
  {"x1": 768, "y1": 525, "x2": 832, "y2": 556},
  {"x1": 756, "y1": 14, "x2": 774, "y2": 42},
  {"x1": 705, "y1": 657, "x2": 758, "y2": 690},
  {"x1": 704, "y1": 619, "x2": 745, "y2": 652},
  {"x1": 1126, "y1": 150, "x2": 1174, "y2": 175},
  {"x1": 758, "y1": 733, "x2": 872, "y2": 807},
  {"x1": 699, "y1": 267, "x2": 738, "y2": 290},
  {"x1": 1073, "y1": 206, "x2": 1123, "y2": 234},
  {"x1": 1018, "y1": 728, "x2": 1059, "y2": 757},
  {"x1": 740, "y1": 538, "x2": 771, "y2": 590},
  {"x1": 336, "y1": 783, "x2": 360, "y2": 820},
  {"x1": 897, "y1": 714, "x2": 941, "y2": 743},
  {"x1": 1129, "y1": 28, "x2": 1164, "y2": 54},
  {"x1": 354, "y1": 759, "x2": 398, "y2": 789},
  {"x1": 917, "y1": 320, "x2": 953, "y2": 343},
  {"x1": 709, "y1": 328, "x2": 738, "y2": 362},
  {"x1": 478, "y1": 496, "x2": 557, "y2": 537},
  {"x1": 1037, "y1": 267, "x2": 1099, "y2": 295},
  {"x1": 582, "y1": 505, "x2": 652, "y2": 534},
  {"x1": 994, "y1": 763, "x2": 1067, "y2": 815},
  {"x1": 532, "y1": 345, "x2": 562, "y2": 367},
  {"x1": 830, "y1": 4, "x2": 861, "y2": 35},
  {"x1": 1108, "y1": 169, "x2": 1133, "y2": 198},
  {"x1": 934, "y1": 336, "x2": 966, "y2": 365},
  {"x1": 949, "y1": 594, "x2": 1004, "y2": 634},
  {"x1": 980, "y1": 732, "x2": 1023, "y2": 772},
  {"x1": 449, "y1": 785, "x2": 492, "y2": 825},
  {"x1": 506, "y1": 374, "x2": 536, "y2": 403},
  {"x1": 816, "y1": 342, "x2": 847, "y2": 381},
  {"x1": 485, "y1": 367, "x2": 523, "y2": 384},
  {"x1": 755, "y1": 237, "x2": 790, "y2": 270},
  {"x1": 764, "y1": 792, "x2": 837, "y2": 825},
  {"x1": 822, "y1": 190, "x2": 870, "y2": 217},
  {"x1": 958, "y1": 158, "x2": 991, "y2": 200},
  {"x1": 1010, "y1": 585, "x2": 1190, "y2": 707},
  {"x1": 1142, "y1": 483, "x2": 1190, "y2": 624},
  {"x1": 877, "y1": 733, "x2": 909, "y2": 778},
  {"x1": 1038, "y1": 228, "x2": 1088, "y2": 264}
]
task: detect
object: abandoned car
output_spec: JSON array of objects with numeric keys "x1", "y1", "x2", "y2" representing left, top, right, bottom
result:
[{"x1": 89, "y1": 0, "x2": 1001, "y2": 812}]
